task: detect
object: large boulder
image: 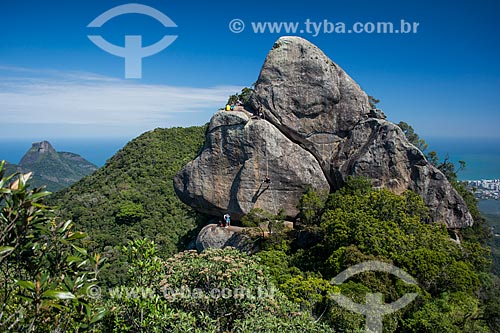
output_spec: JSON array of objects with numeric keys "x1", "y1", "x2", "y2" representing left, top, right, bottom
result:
[
  {"x1": 249, "y1": 36, "x2": 372, "y2": 183},
  {"x1": 195, "y1": 224, "x2": 259, "y2": 254},
  {"x1": 174, "y1": 36, "x2": 473, "y2": 228},
  {"x1": 174, "y1": 110, "x2": 330, "y2": 220}
]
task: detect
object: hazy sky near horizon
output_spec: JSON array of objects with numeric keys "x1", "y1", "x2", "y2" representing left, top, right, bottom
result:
[{"x1": 0, "y1": 0, "x2": 499, "y2": 140}]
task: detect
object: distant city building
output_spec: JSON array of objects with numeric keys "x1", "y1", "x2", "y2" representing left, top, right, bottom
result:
[{"x1": 466, "y1": 179, "x2": 500, "y2": 200}]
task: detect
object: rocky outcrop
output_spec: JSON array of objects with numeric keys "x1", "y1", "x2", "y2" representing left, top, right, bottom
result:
[
  {"x1": 174, "y1": 111, "x2": 329, "y2": 220},
  {"x1": 196, "y1": 224, "x2": 260, "y2": 254},
  {"x1": 174, "y1": 36, "x2": 473, "y2": 228},
  {"x1": 249, "y1": 36, "x2": 372, "y2": 185},
  {"x1": 19, "y1": 141, "x2": 57, "y2": 165},
  {"x1": 330, "y1": 118, "x2": 472, "y2": 228}
]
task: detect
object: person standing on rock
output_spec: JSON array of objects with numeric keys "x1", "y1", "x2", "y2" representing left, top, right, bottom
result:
[{"x1": 223, "y1": 213, "x2": 231, "y2": 228}]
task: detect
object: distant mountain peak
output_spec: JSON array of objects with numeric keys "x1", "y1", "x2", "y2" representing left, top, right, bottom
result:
[
  {"x1": 19, "y1": 141, "x2": 58, "y2": 166},
  {"x1": 11, "y1": 140, "x2": 98, "y2": 192},
  {"x1": 34, "y1": 140, "x2": 56, "y2": 153}
]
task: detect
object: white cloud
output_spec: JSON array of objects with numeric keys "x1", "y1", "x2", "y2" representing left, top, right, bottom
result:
[{"x1": 0, "y1": 67, "x2": 242, "y2": 137}]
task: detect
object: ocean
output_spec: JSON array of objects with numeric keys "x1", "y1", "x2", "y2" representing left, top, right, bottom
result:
[
  {"x1": 0, "y1": 138, "x2": 130, "y2": 167},
  {"x1": 1, "y1": 136, "x2": 500, "y2": 180},
  {"x1": 426, "y1": 137, "x2": 500, "y2": 180}
]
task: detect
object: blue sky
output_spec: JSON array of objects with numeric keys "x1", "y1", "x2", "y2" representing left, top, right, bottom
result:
[{"x1": 0, "y1": 0, "x2": 499, "y2": 140}]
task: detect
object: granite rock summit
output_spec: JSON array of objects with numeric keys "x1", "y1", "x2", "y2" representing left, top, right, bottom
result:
[{"x1": 174, "y1": 36, "x2": 473, "y2": 228}]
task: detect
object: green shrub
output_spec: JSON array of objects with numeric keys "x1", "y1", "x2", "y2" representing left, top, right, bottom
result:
[{"x1": 0, "y1": 161, "x2": 105, "y2": 332}]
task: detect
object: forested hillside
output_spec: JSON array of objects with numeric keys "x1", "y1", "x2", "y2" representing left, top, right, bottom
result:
[{"x1": 50, "y1": 126, "x2": 209, "y2": 285}]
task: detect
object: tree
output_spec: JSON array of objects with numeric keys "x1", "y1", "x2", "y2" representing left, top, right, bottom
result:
[
  {"x1": 240, "y1": 87, "x2": 254, "y2": 104},
  {"x1": 426, "y1": 150, "x2": 439, "y2": 166},
  {"x1": 403, "y1": 292, "x2": 488, "y2": 332},
  {"x1": 397, "y1": 121, "x2": 429, "y2": 152},
  {"x1": 227, "y1": 86, "x2": 254, "y2": 106},
  {"x1": 297, "y1": 187, "x2": 326, "y2": 225},
  {"x1": 368, "y1": 95, "x2": 380, "y2": 108},
  {"x1": 103, "y1": 244, "x2": 333, "y2": 332},
  {"x1": 227, "y1": 94, "x2": 239, "y2": 105},
  {"x1": 116, "y1": 201, "x2": 145, "y2": 224},
  {"x1": 288, "y1": 178, "x2": 493, "y2": 331},
  {"x1": 0, "y1": 161, "x2": 106, "y2": 332}
]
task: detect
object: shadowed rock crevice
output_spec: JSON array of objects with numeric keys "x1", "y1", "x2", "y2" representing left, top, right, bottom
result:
[
  {"x1": 228, "y1": 166, "x2": 244, "y2": 214},
  {"x1": 174, "y1": 36, "x2": 473, "y2": 228}
]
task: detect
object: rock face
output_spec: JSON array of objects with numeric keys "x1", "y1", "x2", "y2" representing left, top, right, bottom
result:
[
  {"x1": 174, "y1": 111, "x2": 329, "y2": 220},
  {"x1": 330, "y1": 118, "x2": 472, "y2": 228},
  {"x1": 249, "y1": 36, "x2": 372, "y2": 185},
  {"x1": 174, "y1": 36, "x2": 473, "y2": 228}
]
